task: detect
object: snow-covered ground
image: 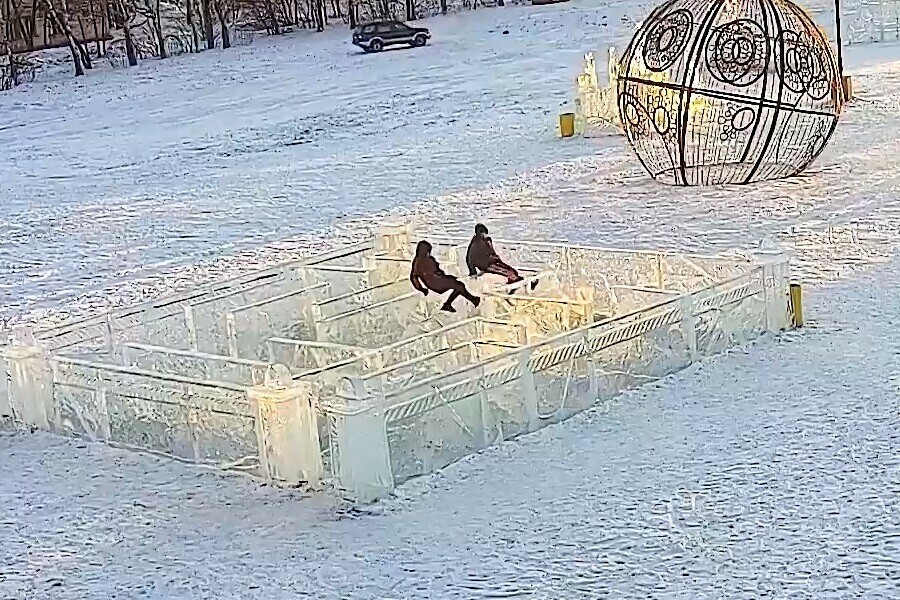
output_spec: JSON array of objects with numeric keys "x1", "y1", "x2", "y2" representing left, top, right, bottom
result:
[
  {"x1": 0, "y1": 1, "x2": 639, "y2": 323},
  {"x1": 2, "y1": 1, "x2": 900, "y2": 597},
  {"x1": 3, "y1": 257, "x2": 899, "y2": 599}
]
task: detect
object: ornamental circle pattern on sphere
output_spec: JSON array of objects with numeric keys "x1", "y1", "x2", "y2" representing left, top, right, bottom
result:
[
  {"x1": 616, "y1": 0, "x2": 843, "y2": 186},
  {"x1": 642, "y1": 9, "x2": 695, "y2": 71},
  {"x1": 705, "y1": 19, "x2": 768, "y2": 87}
]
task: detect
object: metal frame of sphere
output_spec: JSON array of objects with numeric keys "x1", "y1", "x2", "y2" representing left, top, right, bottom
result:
[{"x1": 617, "y1": 0, "x2": 844, "y2": 186}]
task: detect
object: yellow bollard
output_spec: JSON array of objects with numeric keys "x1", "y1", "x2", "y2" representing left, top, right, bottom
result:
[
  {"x1": 559, "y1": 112, "x2": 575, "y2": 138},
  {"x1": 789, "y1": 283, "x2": 804, "y2": 328},
  {"x1": 841, "y1": 75, "x2": 854, "y2": 101}
]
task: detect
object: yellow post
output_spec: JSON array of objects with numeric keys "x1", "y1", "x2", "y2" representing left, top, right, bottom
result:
[
  {"x1": 841, "y1": 75, "x2": 853, "y2": 101},
  {"x1": 559, "y1": 112, "x2": 575, "y2": 138},
  {"x1": 789, "y1": 283, "x2": 804, "y2": 328}
]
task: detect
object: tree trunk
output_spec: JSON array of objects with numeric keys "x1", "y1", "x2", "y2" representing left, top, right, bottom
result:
[
  {"x1": 75, "y1": 16, "x2": 93, "y2": 68},
  {"x1": 405, "y1": 0, "x2": 413, "y2": 21},
  {"x1": 42, "y1": 0, "x2": 86, "y2": 75},
  {"x1": 348, "y1": 0, "x2": 356, "y2": 28},
  {"x1": 268, "y1": 5, "x2": 280, "y2": 34},
  {"x1": 217, "y1": 8, "x2": 230, "y2": 48},
  {"x1": 186, "y1": 0, "x2": 199, "y2": 51},
  {"x1": 202, "y1": 0, "x2": 214, "y2": 49},
  {"x1": 155, "y1": 20, "x2": 166, "y2": 57},
  {"x1": 315, "y1": 0, "x2": 323, "y2": 31},
  {"x1": 77, "y1": 38, "x2": 92, "y2": 68},
  {"x1": 68, "y1": 40, "x2": 85, "y2": 75},
  {"x1": 123, "y1": 22, "x2": 138, "y2": 65},
  {"x1": 440, "y1": 0, "x2": 446, "y2": 15},
  {"x1": 154, "y1": 0, "x2": 167, "y2": 58}
]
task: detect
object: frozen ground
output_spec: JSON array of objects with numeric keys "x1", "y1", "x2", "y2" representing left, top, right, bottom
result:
[
  {"x1": 2, "y1": 254, "x2": 899, "y2": 599},
  {"x1": 2, "y1": 0, "x2": 897, "y2": 327}
]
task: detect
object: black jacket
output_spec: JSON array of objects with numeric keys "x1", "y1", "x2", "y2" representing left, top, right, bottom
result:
[
  {"x1": 410, "y1": 253, "x2": 445, "y2": 292},
  {"x1": 466, "y1": 234, "x2": 498, "y2": 276}
]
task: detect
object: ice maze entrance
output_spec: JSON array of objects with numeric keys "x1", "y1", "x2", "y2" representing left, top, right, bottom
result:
[{"x1": 1, "y1": 225, "x2": 793, "y2": 501}]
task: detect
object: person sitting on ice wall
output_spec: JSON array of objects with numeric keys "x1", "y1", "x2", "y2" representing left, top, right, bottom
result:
[
  {"x1": 410, "y1": 240, "x2": 481, "y2": 313},
  {"x1": 466, "y1": 223, "x2": 537, "y2": 290}
]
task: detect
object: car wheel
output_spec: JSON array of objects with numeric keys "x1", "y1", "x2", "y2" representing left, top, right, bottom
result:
[
  {"x1": 370, "y1": 39, "x2": 384, "y2": 52},
  {"x1": 413, "y1": 34, "x2": 427, "y2": 47}
]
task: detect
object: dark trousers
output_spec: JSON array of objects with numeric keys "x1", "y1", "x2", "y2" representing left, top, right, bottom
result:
[
  {"x1": 425, "y1": 275, "x2": 478, "y2": 307},
  {"x1": 483, "y1": 259, "x2": 522, "y2": 284}
]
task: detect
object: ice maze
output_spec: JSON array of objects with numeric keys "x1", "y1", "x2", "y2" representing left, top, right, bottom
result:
[{"x1": 1, "y1": 225, "x2": 794, "y2": 501}]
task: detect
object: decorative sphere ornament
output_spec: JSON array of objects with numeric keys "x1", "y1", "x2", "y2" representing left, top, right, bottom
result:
[{"x1": 617, "y1": 0, "x2": 843, "y2": 186}]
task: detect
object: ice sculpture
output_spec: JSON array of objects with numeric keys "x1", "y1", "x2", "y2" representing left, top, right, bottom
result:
[
  {"x1": 617, "y1": 0, "x2": 843, "y2": 185},
  {"x1": 575, "y1": 48, "x2": 623, "y2": 131},
  {"x1": 1, "y1": 223, "x2": 794, "y2": 502},
  {"x1": 846, "y1": 0, "x2": 900, "y2": 44}
]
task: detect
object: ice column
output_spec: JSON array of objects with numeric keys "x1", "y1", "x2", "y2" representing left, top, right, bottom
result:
[
  {"x1": 753, "y1": 250, "x2": 792, "y2": 331},
  {"x1": 251, "y1": 366, "x2": 323, "y2": 486},
  {"x1": 519, "y1": 350, "x2": 540, "y2": 432},
  {"x1": 679, "y1": 294, "x2": 698, "y2": 363},
  {"x1": 367, "y1": 223, "x2": 413, "y2": 286},
  {"x1": 0, "y1": 349, "x2": 10, "y2": 421},
  {"x1": 333, "y1": 377, "x2": 393, "y2": 502},
  {"x1": 2, "y1": 345, "x2": 54, "y2": 429}
]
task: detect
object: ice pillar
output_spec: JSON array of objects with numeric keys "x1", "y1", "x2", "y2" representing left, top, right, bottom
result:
[
  {"x1": 333, "y1": 378, "x2": 393, "y2": 502},
  {"x1": 0, "y1": 350, "x2": 10, "y2": 422},
  {"x1": 753, "y1": 250, "x2": 792, "y2": 331},
  {"x1": 251, "y1": 367, "x2": 323, "y2": 486},
  {"x1": 2, "y1": 345, "x2": 54, "y2": 430},
  {"x1": 367, "y1": 223, "x2": 413, "y2": 286}
]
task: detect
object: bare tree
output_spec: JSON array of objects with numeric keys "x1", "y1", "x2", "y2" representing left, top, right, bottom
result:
[
  {"x1": 185, "y1": 0, "x2": 198, "y2": 50},
  {"x1": 41, "y1": 0, "x2": 91, "y2": 75},
  {"x1": 201, "y1": 0, "x2": 213, "y2": 48},
  {"x1": 110, "y1": 0, "x2": 138, "y2": 64},
  {"x1": 240, "y1": 0, "x2": 283, "y2": 35},
  {"x1": 212, "y1": 0, "x2": 231, "y2": 48},
  {"x1": 134, "y1": 0, "x2": 165, "y2": 58}
]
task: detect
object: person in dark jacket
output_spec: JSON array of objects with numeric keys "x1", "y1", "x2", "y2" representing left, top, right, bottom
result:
[
  {"x1": 466, "y1": 224, "x2": 535, "y2": 289},
  {"x1": 410, "y1": 240, "x2": 481, "y2": 313}
]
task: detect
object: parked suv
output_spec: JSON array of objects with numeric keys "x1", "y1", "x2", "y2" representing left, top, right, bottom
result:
[{"x1": 352, "y1": 20, "x2": 431, "y2": 52}]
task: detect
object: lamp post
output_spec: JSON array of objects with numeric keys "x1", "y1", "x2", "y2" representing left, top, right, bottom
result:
[{"x1": 834, "y1": 0, "x2": 846, "y2": 98}]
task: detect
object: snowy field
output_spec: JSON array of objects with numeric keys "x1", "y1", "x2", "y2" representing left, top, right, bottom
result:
[
  {"x1": 3, "y1": 0, "x2": 900, "y2": 597},
  {"x1": 0, "y1": 1, "x2": 643, "y2": 324}
]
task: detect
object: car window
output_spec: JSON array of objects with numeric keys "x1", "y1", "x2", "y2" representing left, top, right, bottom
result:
[
  {"x1": 390, "y1": 23, "x2": 408, "y2": 31},
  {"x1": 361, "y1": 25, "x2": 374, "y2": 33},
  {"x1": 375, "y1": 24, "x2": 392, "y2": 33}
]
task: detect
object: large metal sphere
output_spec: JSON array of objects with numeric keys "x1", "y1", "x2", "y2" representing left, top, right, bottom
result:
[{"x1": 617, "y1": 0, "x2": 843, "y2": 186}]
